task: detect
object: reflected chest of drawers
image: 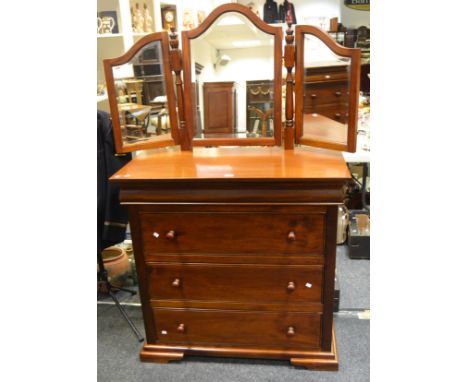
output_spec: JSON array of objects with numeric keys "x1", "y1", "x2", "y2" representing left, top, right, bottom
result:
[
  {"x1": 303, "y1": 64, "x2": 349, "y2": 123},
  {"x1": 110, "y1": 147, "x2": 350, "y2": 370}
]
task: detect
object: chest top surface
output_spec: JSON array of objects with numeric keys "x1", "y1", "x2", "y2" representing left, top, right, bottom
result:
[{"x1": 110, "y1": 146, "x2": 351, "y2": 182}]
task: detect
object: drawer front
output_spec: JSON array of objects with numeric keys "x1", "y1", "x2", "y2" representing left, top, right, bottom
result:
[
  {"x1": 303, "y1": 104, "x2": 349, "y2": 123},
  {"x1": 140, "y1": 212, "x2": 324, "y2": 255},
  {"x1": 303, "y1": 84, "x2": 348, "y2": 107},
  {"x1": 147, "y1": 263, "x2": 323, "y2": 303},
  {"x1": 305, "y1": 73, "x2": 348, "y2": 83},
  {"x1": 154, "y1": 308, "x2": 322, "y2": 348}
]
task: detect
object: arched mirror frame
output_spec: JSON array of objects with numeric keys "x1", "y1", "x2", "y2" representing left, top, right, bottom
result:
[
  {"x1": 295, "y1": 25, "x2": 361, "y2": 153},
  {"x1": 103, "y1": 32, "x2": 180, "y2": 154},
  {"x1": 181, "y1": 3, "x2": 283, "y2": 147}
]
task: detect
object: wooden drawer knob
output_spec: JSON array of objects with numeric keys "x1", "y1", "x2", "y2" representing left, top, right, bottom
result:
[
  {"x1": 177, "y1": 323, "x2": 185, "y2": 333},
  {"x1": 310, "y1": 93, "x2": 317, "y2": 99},
  {"x1": 166, "y1": 230, "x2": 176, "y2": 239},
  {"x1": 287, "y1": 326, "x2": 295, "y2": 336},
  {"x1": 287, "y1": 231, "x2": 296, "y2": 241},
  {"x1": 335, "y1": 91, "x2": 342, "y2": 97},
  {"x1": 172, "y1": 278, "x2": 181, "y2": 287},
  {"x1": 287, "y1": 281, "x2": 296, "y2": 291},
  {"x1": 335, "y1": 113, "x2": 341, "y2": 119}
]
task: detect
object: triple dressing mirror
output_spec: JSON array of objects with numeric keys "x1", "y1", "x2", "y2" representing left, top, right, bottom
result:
[
  {"x1": 181, "y1": 5, "x2": 283, "y2": 146},
  {"x1": 103, "y1": 33, "x2": 179, "y2": 153},
  {"x1": 103, "y1": 4, "x2": 361, "y2": 154}
]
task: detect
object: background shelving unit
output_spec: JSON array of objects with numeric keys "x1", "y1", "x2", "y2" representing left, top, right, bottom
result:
[{"x1": 97, "y1": 0, "x2": 216, "y2": 111}]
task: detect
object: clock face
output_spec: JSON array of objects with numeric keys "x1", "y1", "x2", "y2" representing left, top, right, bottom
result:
[{"x1": 165, "y1": 11, "x2": 174, "y2": 23}]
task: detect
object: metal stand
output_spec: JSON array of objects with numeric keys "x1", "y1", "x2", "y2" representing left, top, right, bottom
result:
[{"x1": 97, "y1": 251, "x2": 144, "y2": 342}]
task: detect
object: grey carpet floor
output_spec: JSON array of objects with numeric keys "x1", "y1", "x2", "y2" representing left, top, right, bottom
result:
[
  {"x1": 336, "y1": 245, "x2": 370, "y2": 310},
  {"x1": 98, "y1": 306, "x2": 369, "y2": 382}
]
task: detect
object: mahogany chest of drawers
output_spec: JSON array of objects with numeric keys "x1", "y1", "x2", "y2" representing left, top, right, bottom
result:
[
  {"x1": 303, "y1": 64, "x2": 349, "y2": 123},
  {"x1": 110, "y1": 147, "x2": 351, "y2": 370}
]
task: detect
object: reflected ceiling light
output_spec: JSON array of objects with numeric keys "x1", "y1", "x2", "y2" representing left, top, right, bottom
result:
[
  {"x1": 219, "y1": 54, "x2": 231, "y2": 65},
  {"x1": 232, "y1": 39, "x2": 261, "y2": 48}
]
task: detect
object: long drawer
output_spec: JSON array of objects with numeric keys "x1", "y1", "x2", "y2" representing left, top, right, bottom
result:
[
  {"x1": 140, "y1": 211, "x2": 324, "y2": 255},
  {"x1": 303, "y1": 104, "x2": 349, "y2": 123},
  {"x1": 304, "y1": 83, "x2": 347, "y2": 105},
  {"x1": 154, "y1": 308, "x2": 322, "y2": 348},
  {"x1": 147, "y1": 263, "x2": 323, "y2": 303}
]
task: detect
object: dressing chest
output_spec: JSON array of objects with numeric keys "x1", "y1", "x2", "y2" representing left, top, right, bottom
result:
[
  {"x1": 111, "y1": 147, "x2": 350, "y2": 370},
  {"x1": 104, "y1": 3, "x2": 360, "y2": 370}
]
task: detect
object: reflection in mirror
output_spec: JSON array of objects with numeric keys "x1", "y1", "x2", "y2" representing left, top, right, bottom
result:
[
  {"x1": 112, "y1": 41, "x2": 173, "y2": 146},
  {"x1": 189, "y1": 12, "x2": 275, "y2": 139},
  {"x1": 302, "y1": 34, "x2": 351, "y2": 146}
]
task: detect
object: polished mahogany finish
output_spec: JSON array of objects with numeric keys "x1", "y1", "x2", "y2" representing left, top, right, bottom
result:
[
  {"x1": 153, "y1": 308, "x2": 322, "y2": 348},
  {"x1": 168, "y1": 28, "x2": 192, "y2": 151},
  {"x1": 284, "y1": 22, "x2": 295, "y2": 150},
  {"x1": 140, "y1": 210, "x2": 324, "y2": 255},
  {"x1": 111, "y1": 146, "x2": 350, "y2": 181},
  {"x1": 146, "y1": 263, "x2": 323, "y2": 303},
  {"x1": 111, "y1": 146, "x2": 350, "y2": 370}
]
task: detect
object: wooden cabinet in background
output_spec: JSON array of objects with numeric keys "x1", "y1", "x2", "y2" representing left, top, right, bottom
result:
[
  {"x1": 203, "y1": 82, "x2": 237, "y2": 135},
  {"x1": 303, "y1": 65, "x2": 349, "y2": 123}
]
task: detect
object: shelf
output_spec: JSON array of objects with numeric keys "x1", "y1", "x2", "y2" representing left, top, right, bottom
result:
[{"x1": 97, "y1": 33, "x2": 124, "y2": 38}]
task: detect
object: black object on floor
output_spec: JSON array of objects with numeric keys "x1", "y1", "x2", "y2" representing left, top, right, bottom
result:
[
  {"x1": 97, "y1": 251, "x2": 144, "y2": 342},
  {"x1": 348, "y1": 210, "x2": 370, "y2": 260}
]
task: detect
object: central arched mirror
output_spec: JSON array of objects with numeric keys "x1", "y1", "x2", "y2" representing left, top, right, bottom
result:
[{"x1": 182, "y1": 4, "x2": 282, "y2": 146}]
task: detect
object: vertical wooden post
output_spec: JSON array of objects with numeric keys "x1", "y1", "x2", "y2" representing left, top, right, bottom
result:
[
  {"x1": 284, "y1": 22, "x2": 295, "y2": 150},
  {"x1": 169, "y1": 28, "x2": 192, "y2": 151}
]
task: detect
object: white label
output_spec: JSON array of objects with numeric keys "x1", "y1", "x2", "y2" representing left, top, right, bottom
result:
[
  {"x1": 305, "y1": 282, "x2": 313, "y2": 288},
  {"x1": 358, "y1": 310, "x2": 370, "y2": 320}
]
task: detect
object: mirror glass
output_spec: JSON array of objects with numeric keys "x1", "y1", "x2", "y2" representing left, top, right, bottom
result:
[
  {"x1": 301, "y1": 34, "x2": 351, "y2": 146},
  {"x1": 112, "y1": 41, "x2": 173, "y2": 146},
  {"x1": 189, "y1": 12, "x2": 275, "y2": 140}
]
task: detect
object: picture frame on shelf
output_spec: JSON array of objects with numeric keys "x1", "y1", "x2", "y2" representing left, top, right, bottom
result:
[
  {"x1": 98, "y1": 10, "x2": 119, "y2": 34},
  {"x1": 182, "y1": 9, "x2": 195, "y2": 30}
]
